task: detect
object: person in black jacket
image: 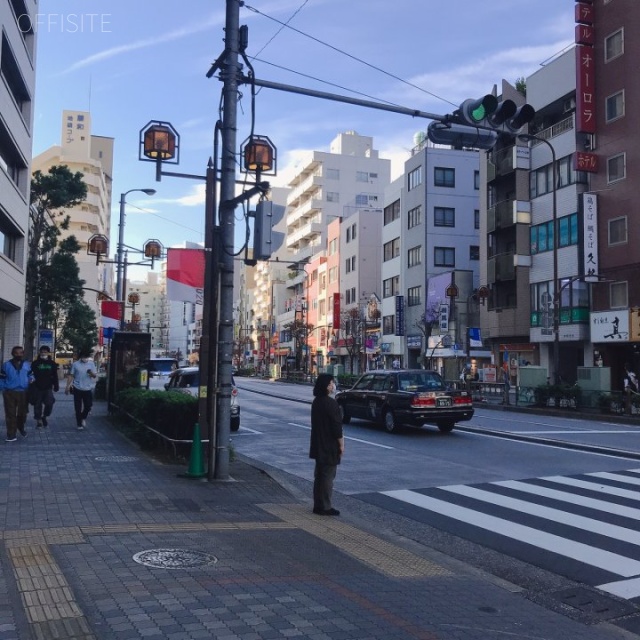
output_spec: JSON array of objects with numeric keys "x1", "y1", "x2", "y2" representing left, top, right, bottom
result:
[
  {"x1": 30, "y1": 346, "x2": 59, "y2": 428},
  {"x1": 309, "y1": 373, "x2": 344, "y2": 516}
]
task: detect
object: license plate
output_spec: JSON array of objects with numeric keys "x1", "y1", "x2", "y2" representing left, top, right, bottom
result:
[{"x1": 436, "y1": 397, "x2": 451, "y2": 407}]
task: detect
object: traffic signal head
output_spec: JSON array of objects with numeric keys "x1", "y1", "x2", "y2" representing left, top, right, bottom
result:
[
  {"x1": 455, "y1": 94, "x2": 536, "y2": 139},
  {"x1": 458, "y1": 95, "x2": 498, "y2": 125},
  {"x1": 427, "y1": 121, "x2": 498, "y2": 150},
  {"x1": 251, "y1": 200, "x2": 285, "y2": 262}
]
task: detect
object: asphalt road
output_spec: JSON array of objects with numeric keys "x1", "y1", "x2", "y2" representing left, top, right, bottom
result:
[{"x1": 233, "y1": 377, "x2": 640, "y2": 607}]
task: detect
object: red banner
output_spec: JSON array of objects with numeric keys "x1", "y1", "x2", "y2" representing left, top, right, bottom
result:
[
  {"x1": 575, "y1": 1, "x2": 596, "y2": 134},
  {"x1": 574, "y1": 151, "x2": 598, "y2": 173},
  {"x1": 332, "y1": 292, "x2": 340, "y2": 328}
]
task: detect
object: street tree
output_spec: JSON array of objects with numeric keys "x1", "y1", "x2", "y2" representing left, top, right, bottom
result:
[
  {"x1": 25, "y1": 165, "x2": 87, "y2": 358},
  {"x1": 414, "y1": 301, "x2": 440, "y2": 368},
  {"x1": 57, "y1": 298, "x2": 99, "y2": 356},
  {"x1": 283, "y1": 317, "x2": 313, "y2": 372}
]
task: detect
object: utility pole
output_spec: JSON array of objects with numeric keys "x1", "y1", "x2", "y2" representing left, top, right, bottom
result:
[{"x1": 214, "y1": 0, "x2": 243, "y2": 480}]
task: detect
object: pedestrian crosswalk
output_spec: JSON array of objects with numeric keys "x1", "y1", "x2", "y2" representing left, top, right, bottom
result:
[{"x1": 364, "y1": 468, "x2": 640, "y2": 600}]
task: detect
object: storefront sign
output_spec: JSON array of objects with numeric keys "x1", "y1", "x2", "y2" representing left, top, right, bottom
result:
[
  {"x1": 583, "y1": 193, "x2": 599, "y2": 280},
  {"x1": 575, "y1": 2, "x2": 596, "y2": 133},
  {"x1": 591, "y1": 311, "x2": 629, "y2": 342},
  {"x1": 395, "y1": 295, "x2": 405, "y2": 336}
]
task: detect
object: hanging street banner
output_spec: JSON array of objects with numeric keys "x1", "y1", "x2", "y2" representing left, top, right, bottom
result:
[{"x1": 166, "y1": 248, "x2": 205, "y2": 304}]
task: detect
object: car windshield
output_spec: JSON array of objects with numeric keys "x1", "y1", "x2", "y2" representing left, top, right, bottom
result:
[
  {"x1": 149, "y1": 359, "x2": 178, "y2": 373},
  {"x1": 397, "y1": 372, "x2": 445, "y2": 392}
]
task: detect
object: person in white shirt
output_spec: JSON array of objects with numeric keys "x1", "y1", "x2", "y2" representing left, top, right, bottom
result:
[{"x1": 65, "y1": 350, "x2": 97, "y2": 430}]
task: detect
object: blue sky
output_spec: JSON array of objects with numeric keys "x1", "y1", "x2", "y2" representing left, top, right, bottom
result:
[{"x1": 32, "y1": 0, "x2": 574, "y2": 278}]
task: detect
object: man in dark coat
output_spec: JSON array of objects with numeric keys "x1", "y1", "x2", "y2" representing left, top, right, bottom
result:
[
  {"x1": 309, "y1": 373, "x2": 344, "y2": 516},
  {"x1": 30, "y1": 346, "x2": 59, "y2": 428}
]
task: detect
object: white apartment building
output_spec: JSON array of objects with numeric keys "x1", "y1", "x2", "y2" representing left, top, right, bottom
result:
[
  {"x1": 285, "y1": 131, "x2": 390, "y2": 263},
  {"x1": 125, "y1": 271, "x2": 164, "y2": 350},
  {"x1": 32, "y1": 110, "x2": 114, "y2": 320},
  {"x1": 0, "y1": 0, "x2": 36, "y2": 356},
  {"x1": 382, "y1": 141, "x2": 481, "y2": 374}
]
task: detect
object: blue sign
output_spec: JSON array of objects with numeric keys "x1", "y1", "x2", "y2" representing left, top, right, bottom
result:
[
  {"x1": 103, "y1": 327, "x2": 115, "y2": 340},
  {"x1": 38, "y1": 329, "x2": 54, "y2": 351}
]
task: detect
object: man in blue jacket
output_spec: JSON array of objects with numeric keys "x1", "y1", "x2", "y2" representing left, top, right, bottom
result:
[{"x1": 1, "y1": 346, "x2": 32, "y2": 441}]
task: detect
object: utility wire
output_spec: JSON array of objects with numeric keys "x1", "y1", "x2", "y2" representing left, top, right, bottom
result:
[
  {"x1": 243, "y1": 3, "x2": 457, "y2": 108},
  {"x1": 250, "y1": 56, "x2": 407, "y2": 109},
  {"x1": 252, "y1": 0, "x2": 310, "y2": 59},
  {"x1": 125, "y1": 202, "x2": 203, "y2": 236}
]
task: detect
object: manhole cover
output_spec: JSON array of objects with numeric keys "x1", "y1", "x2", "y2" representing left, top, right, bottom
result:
[
  {"x1": 94, "y1": 456, "x2": 139, "y2": 462},
  {"x1": 133, "y1": 549, "x2": 218, "y2": 569}
]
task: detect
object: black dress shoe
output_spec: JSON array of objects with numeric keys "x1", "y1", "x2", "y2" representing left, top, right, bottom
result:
[{"x1": 313, "y1": 508, "x2": 340, "y2": 516}]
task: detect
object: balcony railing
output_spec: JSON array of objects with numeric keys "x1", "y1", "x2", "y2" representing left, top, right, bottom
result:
[
  {"x1": 487, "y1": 252, "x2": 516, "y2": 283},
  {"x1": 531, "y1": 114, "x2": 574, "y2": 144}
]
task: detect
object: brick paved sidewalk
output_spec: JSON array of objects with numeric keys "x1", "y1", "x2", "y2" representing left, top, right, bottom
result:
[{"x1": 0, "y1": 392, "x2": 635, "y2": 639}]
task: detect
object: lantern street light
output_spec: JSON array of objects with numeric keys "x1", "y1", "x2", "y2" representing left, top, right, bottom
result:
[
  {"x1": 138, "y1": 114, "x2": 273, "y2": 481},
  {"x1": 116, "y1": 188, "x2": 156, "y2": 304}
]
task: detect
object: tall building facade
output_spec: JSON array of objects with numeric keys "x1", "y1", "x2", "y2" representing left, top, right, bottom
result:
[
  {"x1": 589, "y1": 0, "x2": 640, "y2": 386},
  {"x1": 0, "y1": 0, "x2": 36, "y2": 356},
  {"x1": 32, "y1": 110, "x2": 114, "y2": 320},
  {"x1": 383, "y1": 141, "x2": 482, "y2": 376}
]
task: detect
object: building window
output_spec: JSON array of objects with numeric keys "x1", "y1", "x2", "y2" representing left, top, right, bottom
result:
[
  {"x1": 407, "y1": 286, "x2": 421, "y2": 307},
  {"x1": 434, "y1": 206, "x2": 455, "y2": 227},
  {"x1": 529, "y1": 154, "x2": 588, "y2": 198},
  {"x1": 325, "y1": 168, "x2": 339, "y2": 180},
  {"x1": 610, "y1": 281, "x2": 628, "y2": 309},
  {"x1": 608, "y1": 217, "x2": 627, "y2": 245},
  {"x1": 328, "y1": 266, "x2": 338, "y2": 283},
  {"x1": 407, "y1": 205, "x2": 421, "y2": 229},
  {"x1": 345, "y1": 256, "x2": 356, "y2": 273},
  {"x1": 408, "y1": 166, "x2": 423, "y2": 191},
  {"x1": 0, "y1": 214, "x2": 19, "y2": 264},
  {"x1": 383, "y1": 276, "x2": 400, "y2": 298},
  {"x1": 474, "y1": 209, "x2": 480, "y2": 229},
  {"x1": 474, "y1": 170, "x2": 480, "y2": 190},
  {"x1": 434, "y1": 167, "x2": 455, "y2": 188},
  {"x1": 350, "y1": 223, "x2": 356, "y2": 241},
  {"x1": 384, "y1": 199, "x2": 400, "y2": 225},
  {"x1": 326, "y1": 191, "x2": 339, "y2": 202},
  {"x1": 605, "y1": 28, "x2": 624, "y2": 62},
  {"x1": 345, "y1": 287, "x2": 357, "y2": 305},
  {"x1": 606, "y1": 90, "x2": 625, "y2": 122},
  {"x1": 383, "y1": 315, "x2": 395, "y2": 335},
  {"x1": 328, "y1": 238, "x2": 338, "y2": 255},
  {"x1": 434, "y1": 247, "x2": 455, "y2": 267},
  {"x1": 469, "y1": 245, "x2": 479, "y2": 260},
  {"x1": 1, "y1": 33, "x2": 32, "y2": 122},
  {"x1": 356, "y1": 171, "x2": 369, "y2": 182},
  {"x1": 407, "y1": 246, "x2": 421, "y2": 267},
  {"x1": 355, "y1": 194, "x2": 368, "y2": 206},
  {"x1": 607, "y1": 153, "x2": 626, "y2": 183},
  {"x1": 383, "y1": 238, "x2": 400, "y2": 261},
  {"x1": 558, "y1": 213, "x2": 579, "y2": 248}
]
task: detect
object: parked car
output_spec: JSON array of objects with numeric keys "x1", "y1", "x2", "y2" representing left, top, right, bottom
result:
[
  {"x1": 146, "y1": 357, "x2": 179, "y2": 379},
  {"x1": 335, "y1": 369, "x2": 473, "y2": 433},
  {"x1": 164, "y1": 367, "x2": 240, "y2": 432}
]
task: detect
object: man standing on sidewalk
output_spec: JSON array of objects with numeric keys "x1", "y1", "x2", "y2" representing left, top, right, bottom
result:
[
  {"x1": 65, "y1": 350, "x2": 97, "y2": 430},
  {"x1": 30, "y1": 345, "x2": 59, "y2": 428},
  {"x1": 0, "y1": 346, "x2": 32, "y2": 441}
]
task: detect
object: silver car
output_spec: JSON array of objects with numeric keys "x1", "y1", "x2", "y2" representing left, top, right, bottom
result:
[{"x1": 164, "y1": 367, "x2": 240, "y2": 432}]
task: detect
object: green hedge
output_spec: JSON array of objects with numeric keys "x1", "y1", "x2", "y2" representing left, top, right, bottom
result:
[{"x1": 114, "y1": 388, "x2": 199, "y2": 448}]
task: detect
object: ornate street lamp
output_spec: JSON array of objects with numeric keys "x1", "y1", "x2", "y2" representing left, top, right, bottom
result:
[{"x1": 241, "y1": 135, "x2": 276, "y2": 176}]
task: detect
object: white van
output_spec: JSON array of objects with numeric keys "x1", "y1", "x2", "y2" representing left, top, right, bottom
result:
[{"x1": 146, "y1": 358, "x2": 179, "y2": 379}]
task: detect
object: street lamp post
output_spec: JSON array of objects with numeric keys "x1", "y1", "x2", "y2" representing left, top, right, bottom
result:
[
  {"x1": 519, "y1": 134, "x2": 558, "y2": 385},
  {"x1": 116, "y1": 189, "x2": 156, "y2": 304}
]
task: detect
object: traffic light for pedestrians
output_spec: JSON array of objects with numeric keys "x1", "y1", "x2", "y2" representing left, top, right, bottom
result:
[{"x1": 251, "y1": 200, "x2": 285, "y2": 262}]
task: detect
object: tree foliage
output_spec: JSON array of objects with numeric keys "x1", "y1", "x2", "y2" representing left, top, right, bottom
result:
[
  {"x1": 24, "y1": 165, "x2": 89, "y2": 358},
  {"x1": 58, "y1": 299, "x2": 99, "y2": 355},
  {"x1": 515, "y1": 77, "x2": 527, "y2": 96}
]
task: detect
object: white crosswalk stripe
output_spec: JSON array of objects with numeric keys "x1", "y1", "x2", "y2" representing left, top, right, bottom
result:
[{"x1": 378, "y1": 468, "x2": 640, "y2": 600}]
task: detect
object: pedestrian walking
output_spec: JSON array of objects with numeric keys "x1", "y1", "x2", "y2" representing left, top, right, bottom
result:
[
  {"x1": 309, "y1": 373, "x2": 344, "y2": 516},
  {"x1": 624, "y1": 363, "x2": 638, "y2": 392},
  {"x1": 0, "y1": 346, "x2": 31, "y2": 441},
  {"x1": 30, "y1": 345, "x2": 59, "y2": 428},
  {"x1": 65, "y1": 350, "x2": 97, "y2": 430}
]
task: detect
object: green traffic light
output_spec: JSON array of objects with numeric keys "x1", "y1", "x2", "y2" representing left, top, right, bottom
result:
[{"x1": 470, "y1": 104, "x2": 487, "y2": 122}]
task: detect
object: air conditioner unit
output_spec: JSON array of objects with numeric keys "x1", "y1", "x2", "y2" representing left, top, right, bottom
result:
[{"x1": 563, "y1": 97, "x2": 576, "y2": 113}]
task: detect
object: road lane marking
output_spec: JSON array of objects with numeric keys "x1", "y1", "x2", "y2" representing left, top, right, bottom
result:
[
  {"x1": 543, "y1": 475, "x2": 640, "y2": 501},
  {"x1": 381, "y1": 489, "x2": 640, "y2": 578},
  {"x1": 288, "y1": 423, "x2": 394, "y2": 449},
  {"x1": 442, "y1": 484, "x2": 640, "y2": 546},
  {"x1": 496, "y1": 480, "x2": 640, "y2": 520}
]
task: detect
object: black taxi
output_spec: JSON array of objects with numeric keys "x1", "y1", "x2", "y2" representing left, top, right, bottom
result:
[{"x1": 335, "y1": 369, "x2": 473, "y2": 433}]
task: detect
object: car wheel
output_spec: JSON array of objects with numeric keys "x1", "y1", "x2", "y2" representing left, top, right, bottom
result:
[
  {"x1": 339, "y1": 403, "x2": 351, "y2": 424},
  {"x1": 437, "y1": 420, "x2": 455, "y2": 433},
  {"x1": 383, "y1": 410, "x2": 397, "y2": 433},
  {"x1": 231, "y1": 416, "x2": 240, "y2": 432}
]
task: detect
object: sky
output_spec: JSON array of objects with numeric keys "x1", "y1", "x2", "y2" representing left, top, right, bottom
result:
[{"x1": 31, "y1": 0, "x2": 575, "y2": 280}]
